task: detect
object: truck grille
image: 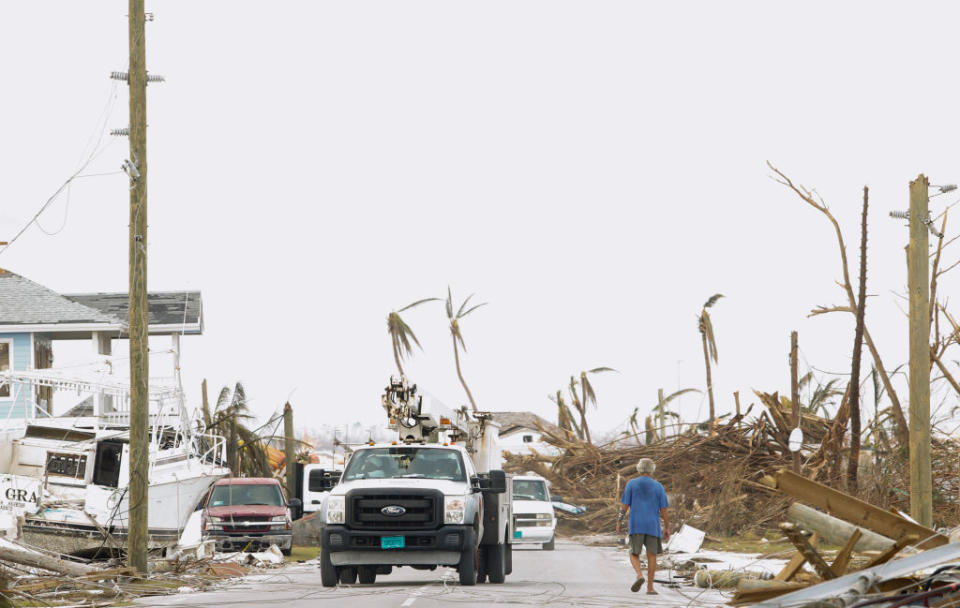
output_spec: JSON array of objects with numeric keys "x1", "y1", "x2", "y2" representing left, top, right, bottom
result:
[
  {"x1": 224, "y1": 516, "x2": 270, "y2": 534},
  {"x1": 347, "y1": 489, "x2": 442, "y2": 530}
]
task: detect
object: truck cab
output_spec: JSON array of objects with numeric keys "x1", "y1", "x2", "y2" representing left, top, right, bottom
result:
[
  {"x1": 201, "y1": 477, "x2": 300, "y2": 555},
  {"x1": 319, "y1": 377, "x2": 513, "y2": 587},
  {"x1": 510, "y1": 475, "x2": 556, "y2": 550}
]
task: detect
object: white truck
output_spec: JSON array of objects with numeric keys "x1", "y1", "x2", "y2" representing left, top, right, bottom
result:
[
  {"x1": 510, "y1": 475, "x2": 557, "y2": 550},
  {"x1": 319, "y1": 377, "x2": 514, "y2": 586}
]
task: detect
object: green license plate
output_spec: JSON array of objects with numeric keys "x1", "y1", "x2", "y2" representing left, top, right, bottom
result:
[
  {"x1": 513, "y1": 530, "x2": 522, "y2": 539},
  {"x1": 381, "y1": 536, "x2": 405, "y2": 549}
]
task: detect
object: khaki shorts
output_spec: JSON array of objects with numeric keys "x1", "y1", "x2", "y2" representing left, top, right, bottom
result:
[{"x1": 629, "y1": 534, "x2": 663, "y2": 556}]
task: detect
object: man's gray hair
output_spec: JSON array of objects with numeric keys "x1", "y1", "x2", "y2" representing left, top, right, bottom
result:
[{"x1": 637, "y1": 458, "x2": 656, "y2": 474}]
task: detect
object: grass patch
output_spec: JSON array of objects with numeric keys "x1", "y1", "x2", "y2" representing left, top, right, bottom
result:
[{"x1": 286, "y1": 546, "x2": 320, "y2": 562}]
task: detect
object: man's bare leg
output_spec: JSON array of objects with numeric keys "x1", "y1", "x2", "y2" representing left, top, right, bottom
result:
[
  {"x1": 629, "y1": 552, "x2": 644, "y2": 579},
  {"x1": 647, "y1": 551, "x2": 657, "y2": 592}
]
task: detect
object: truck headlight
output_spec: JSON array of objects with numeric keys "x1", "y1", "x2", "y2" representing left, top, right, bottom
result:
[
  {"x1": 204, "y1": 515, "x2": 222, "y2": 531},
  {"x1": 444, "y1": 496, "x2": 466, "y2": 524},
  {"x1": 535, "y1": 513, "x2": 552, "y2": 520},
  {"x1": 326, "y1": 496, "x2": 345, "y2": 524}
]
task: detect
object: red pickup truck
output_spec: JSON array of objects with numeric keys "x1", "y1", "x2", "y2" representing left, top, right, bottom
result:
[{"x1": 201, "y1": 478, "x2": 301, "y2": 555}]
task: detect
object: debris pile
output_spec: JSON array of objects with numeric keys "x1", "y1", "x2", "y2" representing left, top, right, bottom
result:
[
  {"x1": 506, "y1": 393, "x2": 960, "y2": 537},
  {"x1": 0, "y1": 538, "x2": 286, "y2": 607},
  {"x1": 505, "y1": 400, "x2": 822, "y2": 535}
]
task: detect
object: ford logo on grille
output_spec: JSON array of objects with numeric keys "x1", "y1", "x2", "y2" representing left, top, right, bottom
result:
[{"x1": 381, "y1": 505, "x2": 406, "y2": 517}]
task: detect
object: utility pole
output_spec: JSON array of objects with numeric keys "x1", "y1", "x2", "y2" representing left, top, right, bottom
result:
[
  {"x1": 284, "y1": 403, "x2": 296, "y2": 498},
  {"x1": 790, "y1": 331, "x2": 800, "y2": 473},
  {"x1": 126, "y1": 0, "x2": 149, "y2": 575},
  {"x1": 908, "y1": 175, "x2": 932, "y2": 527}
]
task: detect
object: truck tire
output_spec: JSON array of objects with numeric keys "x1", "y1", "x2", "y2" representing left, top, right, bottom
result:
[
  {"x1": 357, "y1": 566, "x2": 377, "y2": 584},
  {"x1": 458, "y1": 528, "x2": 478, "y2": 586},
  {"x1": 486, "y1": 542, "x2": 506, "y2": 584},
  {"x1": 505, "y1": 543, "x2": 513, "y2": 575},
  {"x1": 543, "y1": 537, "x2": 555, "y2": 551},
  {"x1": 320, "y1": 550, "x2": 338, "y2": 587},
  {"x1": 338, "y1": 566, "x2": 357, "y2": 584}
]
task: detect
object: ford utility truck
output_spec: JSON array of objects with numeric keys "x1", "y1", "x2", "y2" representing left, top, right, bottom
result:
[{"x1": 319, "y1": 377, "x2": 513, "y2": 586}]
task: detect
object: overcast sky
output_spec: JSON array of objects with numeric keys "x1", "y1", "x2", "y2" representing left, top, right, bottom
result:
[{"x1": 3, "y1": 2, "x2": 960, "y2": 437}]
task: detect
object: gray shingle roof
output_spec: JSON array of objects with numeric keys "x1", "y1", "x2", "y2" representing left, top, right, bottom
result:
[
  {"x1": 0, "y1": 271, "x2": 120, "y2": 326},
  {"x1": 65, "y1": 291, "x2": 202, "y2": 331}
]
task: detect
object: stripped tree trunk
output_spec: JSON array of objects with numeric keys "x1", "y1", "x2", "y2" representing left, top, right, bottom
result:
[{"x1": 847, "y1": 187, "x2": 869, "y2": 489}]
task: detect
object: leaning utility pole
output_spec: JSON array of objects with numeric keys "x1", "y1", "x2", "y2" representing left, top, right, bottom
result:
[
  {"x1": 127, "y1": 0, "x2": 149, "y2": 574},
  {"x1": 790, "y1": 331, "x2": 800, "y2": 473},
  {"x1": 284, "y1": 403, "x2": 296, "y2": 498},
  {"x1": 907, "y1": 175, "x2": 932, "y2": 527}
]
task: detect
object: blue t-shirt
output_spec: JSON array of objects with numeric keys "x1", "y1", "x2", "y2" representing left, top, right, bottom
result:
[{"x1": 621, "y1": 476, "x2": 669, "y2": 537}]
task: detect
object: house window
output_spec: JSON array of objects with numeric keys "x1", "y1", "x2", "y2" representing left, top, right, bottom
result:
[
  {"x1": 0, "y1": 342, "x2": 9, "y2": 398},
  {"x1": 522, "y1": 435, "x2": 534, "y2": 443}
]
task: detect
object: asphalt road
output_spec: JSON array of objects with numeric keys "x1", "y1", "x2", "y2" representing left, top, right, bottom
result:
[{"x1": 136, "y1": 541, "x2": 728, "y2": 607}]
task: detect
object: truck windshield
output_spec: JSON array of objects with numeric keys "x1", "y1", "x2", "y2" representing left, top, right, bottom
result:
[
  {"x1": 208, "y1": 484, "x2": 285, "y2": 507},
  {"x1": 343, "y1": 447, "x2": 466, "y2": 482},
  {"x1": 513, "y1": 479, "x2": 549, "y2": 501}
]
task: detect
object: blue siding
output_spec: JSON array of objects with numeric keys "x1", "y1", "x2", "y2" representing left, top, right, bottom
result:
[{"x1": 0, "y1": 333, "x2": 31, "y2": 421}]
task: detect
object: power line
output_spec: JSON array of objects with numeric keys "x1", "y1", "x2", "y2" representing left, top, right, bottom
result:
[{"x1": 0, "y1": 83, "x2": 123, "y2": 257}]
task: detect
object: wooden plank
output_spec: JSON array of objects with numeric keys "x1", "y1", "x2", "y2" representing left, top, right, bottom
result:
[
  {"x1": 862, "y1": 534, "x2": 919, "y2": 569},
  {"x1": 830, "y1": 528, "x2": 862, "y2": 575},
  {"x1": 780, "y1": 523, "x2": 836, "y2": 579},
  {"x1": 11, "y1": 567, "x2": 137, "y2": 593},
  {"x1": 774, "y1": 533, "x2": 820, "y2": 582},
  {"x1": 730, "y1": 582, "x2": 809, "y2": 606},
  {"x1": 774, "y1": 469, "x2": 947, "y2": 549}
]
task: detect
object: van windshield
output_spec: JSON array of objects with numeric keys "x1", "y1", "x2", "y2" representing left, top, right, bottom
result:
[
  {"x1": 208, "y1": 484, "x2": 284, "y2": 507},
  {"x1": 513, "y1": 479, "x2": 549, "y2": 501},
  {"x1": 343, "y1": 447, "x2": 465, "y2": 482}
]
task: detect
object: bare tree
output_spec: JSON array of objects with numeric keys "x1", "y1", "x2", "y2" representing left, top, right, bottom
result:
[
  {"x1": 848, "y1": 187, "x2": 869, "y2": 489},
  {"x1": 769, "y1": 162, "x2": 908, "y2": 447}
]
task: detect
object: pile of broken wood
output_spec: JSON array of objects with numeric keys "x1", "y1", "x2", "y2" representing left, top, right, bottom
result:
[
  {"x1": 726, "y1": 468, "x2": 953, "y2": 606},
  {"x1": 506, "y1": 391, "x2": 960, "y2": 537},
  {"x1": 0, "y1": 540, "x2": 264, "y2": 607},
  {"x1": 506, "y1": 394, "x2": 833, "y2": 535}
]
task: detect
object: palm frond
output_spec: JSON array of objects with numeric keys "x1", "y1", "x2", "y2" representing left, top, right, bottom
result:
[
  {"x1": 456, "y1": 294, "x2": 475, "y2": 319},
  {"x1": 588, "y1": 367, "x2": 617, "y2": 374},
  {"x1": 459, "y1": 302, "x2": 488, "y2": 318},
  {"x1": 661, "y1": 387, "x2": 700, "y2": 405},
  {"x1": 445, "y1": 286, "x2": 454, "y2": 319},
  {"x1": 700, "y1": 310, "x2": 719, "y2": 362},
  {"x1": 703, "y1": 293, "x2": 724, "y2": 309},
  {"x1": 397, "y1": 298, "x2": 441, "y2": 313},
  {"x1": 215, "y1": 387, "x2": 231, "y2": 413}
]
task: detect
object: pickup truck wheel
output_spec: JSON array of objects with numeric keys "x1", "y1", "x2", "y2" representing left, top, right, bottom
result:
[
  {"x1": 543, "y1": 537, "x2": 555, "y2": 551},
  {"x1": 458, "y1": 528, "x2": 478, "y2": 586},
  {"x1": 486, "y1": 542, "x2": 506, "y2": 584},
  {"x1": 338, "y1": 566, "x2": 357, "y2": 584},
  {"x1": 320, "y1": 550, "x2": 337, "y2": 587},
  {"x1": 357, "y1": 566, "x2": 377, "y2": 584}
]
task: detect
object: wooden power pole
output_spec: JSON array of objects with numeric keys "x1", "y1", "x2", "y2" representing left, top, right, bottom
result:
[
  {"x1": 790, "y1": 331, "x2": 800, "y2": 473},
  {"x1": 908, "y1": 175, "x2": 932, "y2": 527},
  {"x1": 284, "y1": 403, "x2": 296, "y2": 498},
  {"x1": 127, "y1": 0, "x2": 149, "y2": 574}
]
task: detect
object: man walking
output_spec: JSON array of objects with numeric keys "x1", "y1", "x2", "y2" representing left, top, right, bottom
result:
[{"x1": 617, "y1": 457, "x2": 669, "y2": 594}]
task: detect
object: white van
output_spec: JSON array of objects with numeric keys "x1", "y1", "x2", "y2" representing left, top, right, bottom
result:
[{"x1": 511, "y1": 475, "x2": 556, "y2": 550}]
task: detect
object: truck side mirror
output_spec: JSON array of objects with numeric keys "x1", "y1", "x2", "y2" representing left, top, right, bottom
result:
[
  {"x1": 482, "y1": 470, "x2": 507, "y2": 494},
  {"x1": 470, "y1": 475, "x2": 482, "y2": 493},
  {"x1": 550, "y1": 494, "x2": 564, "y2": 503},
  {"x1": 288, "y1": 497, "x2": 303, "y2": 520}
]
